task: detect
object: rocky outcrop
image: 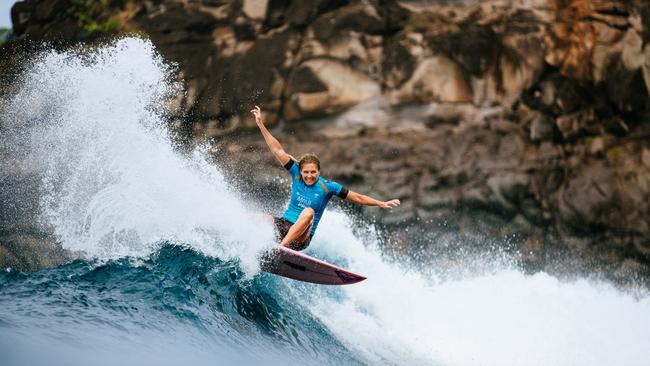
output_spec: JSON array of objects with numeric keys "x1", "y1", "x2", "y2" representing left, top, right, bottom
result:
[
  {"x1": 9, "y1": 1, "x2": 649, "y2": 120},
  {"x1": 0, "y1": 232, "x2": 75, "y2": 271},
  {"x1": 283, "y1": 58, "x2": 381, "y2": 120},
  {"x1": 4, "y1": 0, "x2": 650, "y2": 279},
  {"x1": 390, "y1": 56, "x2": 473, "y2": 104}
]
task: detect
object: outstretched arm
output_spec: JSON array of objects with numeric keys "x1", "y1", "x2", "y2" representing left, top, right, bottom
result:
[
  {"x1": 345, "y1": 191, "x2": 401, "y2": 209},
  {"x1": 251, "y1": 106, "x2": 293, "y2": 166}
]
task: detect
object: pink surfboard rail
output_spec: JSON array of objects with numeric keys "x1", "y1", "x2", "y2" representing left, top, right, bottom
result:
[{"x1": 260, "y1": 245, "x2": 367, "y2": 285}]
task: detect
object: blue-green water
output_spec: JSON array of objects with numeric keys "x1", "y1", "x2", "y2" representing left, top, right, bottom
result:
[{"x1": 0, "y1": 244, "x2": 362, "y2": 366}]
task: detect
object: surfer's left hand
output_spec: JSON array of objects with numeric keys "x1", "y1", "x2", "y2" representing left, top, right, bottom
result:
[{"x1": 379, "y1": 199, "x2": 400, "y2": 209}]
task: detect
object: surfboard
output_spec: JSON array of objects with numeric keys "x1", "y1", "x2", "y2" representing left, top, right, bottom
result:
[{"x1": 260, "y1": 245, "x2": 366, "y2": 285}]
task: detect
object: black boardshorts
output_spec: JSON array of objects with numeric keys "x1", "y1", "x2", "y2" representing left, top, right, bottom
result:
[{"x1": 273, "y1": 217, "x2": 312, "y2": 251}]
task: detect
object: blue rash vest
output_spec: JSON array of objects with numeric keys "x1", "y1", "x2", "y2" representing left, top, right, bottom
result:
[{"x1": 282, "y1": 160, "x2": 348, "y2": 235}]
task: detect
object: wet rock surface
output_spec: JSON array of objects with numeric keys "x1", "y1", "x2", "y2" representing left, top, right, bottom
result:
[
  {"x1": 0, "y1": 232, "x2": 75, "y2": 271},
  {"x1": 2, "y1": 0, "x2": 650, "y2": 281}
]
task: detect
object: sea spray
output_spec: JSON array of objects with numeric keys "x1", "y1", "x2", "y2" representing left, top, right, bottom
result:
[
  {"x1": 2, "y1": 38, "x2": 274, "y2": 273},
  {"x1": 304, "y1": 211, "x2": 650, "y2": 366}
]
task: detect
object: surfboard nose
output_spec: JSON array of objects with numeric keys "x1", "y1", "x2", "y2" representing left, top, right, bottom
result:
[{"x1": 335, "y1": 270, "x2": 367, "y2": 284}]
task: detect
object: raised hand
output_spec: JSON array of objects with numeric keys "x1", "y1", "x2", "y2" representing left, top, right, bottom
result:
[{"x1": 251, "y1": 105, "x2": 262, "y2": 125}]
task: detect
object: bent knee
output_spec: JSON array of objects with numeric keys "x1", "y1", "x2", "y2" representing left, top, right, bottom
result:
[{"x1": 301, "y1": 207, "x2": 315, "y2": 220}]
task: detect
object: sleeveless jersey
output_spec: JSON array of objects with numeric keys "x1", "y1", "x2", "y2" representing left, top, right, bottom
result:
[{"x1": 282, "y1": 160, "x2": 348, "y2": 235}]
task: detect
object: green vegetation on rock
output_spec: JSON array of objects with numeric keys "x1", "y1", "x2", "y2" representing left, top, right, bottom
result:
[
  {"x1": 0, "y1": 28, "x2": 10, "y2": 45},
  {"x1": 67, "y1": 0, "x2": 120, "y2": 35}
]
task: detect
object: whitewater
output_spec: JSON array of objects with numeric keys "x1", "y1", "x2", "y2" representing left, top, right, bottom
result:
[{"x1": 0, "y1": 38, "x2": 649, "y2": 366}]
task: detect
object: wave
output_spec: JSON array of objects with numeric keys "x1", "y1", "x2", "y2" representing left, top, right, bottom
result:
[
  {"x1": 1, "y1": 37, "x2": 274, "y2": 273},
  {"x1": 0, "y1": 243, "x2": 363, "y2": 366},
  {"x1": 1, "y1": 37, "x2": 649, "y2": 366}
]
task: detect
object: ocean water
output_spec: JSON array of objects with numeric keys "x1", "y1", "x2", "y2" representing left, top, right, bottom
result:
[{"x1": 1, "y1": 38, "x2": 650, "y2": 366}]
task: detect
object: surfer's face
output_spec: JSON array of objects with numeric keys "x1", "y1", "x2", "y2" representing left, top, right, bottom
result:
[{"x1": 300, "y1": 163, "x2": 320, "y2": 186}]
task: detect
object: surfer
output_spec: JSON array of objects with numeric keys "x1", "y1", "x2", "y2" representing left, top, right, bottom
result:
[{"x1": 251, "y1": 106, "x2": 401, "y2": 251}]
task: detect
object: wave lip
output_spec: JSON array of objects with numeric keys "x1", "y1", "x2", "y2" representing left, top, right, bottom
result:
[{"x1": 2, "y1": 37, "x2": 274, "y2": 272}]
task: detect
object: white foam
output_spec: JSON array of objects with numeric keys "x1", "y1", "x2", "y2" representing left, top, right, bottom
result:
[
  {"x1": 304, "y1": 212, "x2": 650, "y2": 366},
  {"x1": 5, "y1": 38, "x2": 274, "y2": 273}
]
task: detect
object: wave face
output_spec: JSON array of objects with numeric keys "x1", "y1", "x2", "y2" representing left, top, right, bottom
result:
[
  {"x1": 1, "y1": 38, "x2": 650, "y2": 366},
  {"x1": 0, "y1": 245, "x2": 363, "y2": 366}
]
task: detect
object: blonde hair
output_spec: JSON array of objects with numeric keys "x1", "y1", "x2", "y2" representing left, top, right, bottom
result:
[{"x1": 298, "y1": 153, "x2": 320, "y2": 171}]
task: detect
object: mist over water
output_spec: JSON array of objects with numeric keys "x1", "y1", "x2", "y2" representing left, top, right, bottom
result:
[
  {"x1": 302, "y1": 216, "x2": 650, "y2": 366},
  {"x1": 1, "y1": 38, "x2": 650, "y2": 366}
]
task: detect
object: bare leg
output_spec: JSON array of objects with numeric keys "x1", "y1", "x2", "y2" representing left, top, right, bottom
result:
[{"x1": 280, "y1": 208, "x2": 314, "y2": 246}]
